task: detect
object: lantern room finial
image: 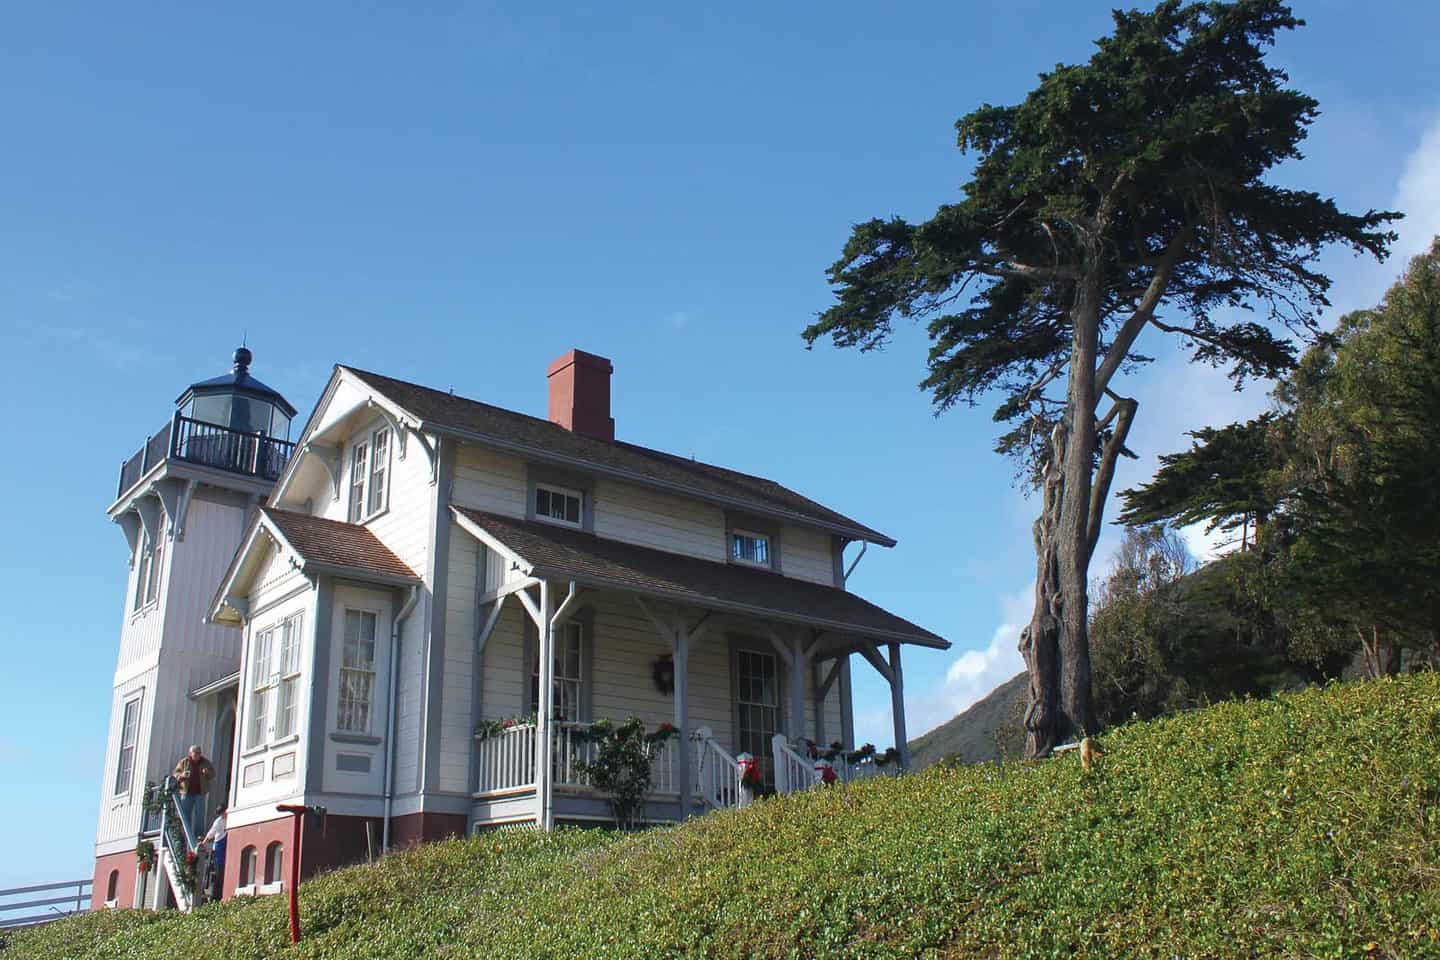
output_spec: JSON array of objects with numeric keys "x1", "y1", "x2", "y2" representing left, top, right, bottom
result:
[{"x1": 233, "y1": 345, "x2": 253, "y2": 375}]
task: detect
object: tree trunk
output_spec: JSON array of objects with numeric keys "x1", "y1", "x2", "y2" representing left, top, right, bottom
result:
[
  {"x1": 1021, "y1": 271, "x2": 1103, "y2": 756},
  {"x1": 1020, "y1": 421, "x2": 1065, "y2": 758}
]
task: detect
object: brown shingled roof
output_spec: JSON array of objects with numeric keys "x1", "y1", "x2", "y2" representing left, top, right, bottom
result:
[
  {"x1": 343, "y1": 366, "x2": 895, "y2": 546},
  {"x1": 262, "y1": 507, "x2": 420, "y2": 583},
  {"x1": 452, "y1": 507, "x2": 946, "y2": 648}
]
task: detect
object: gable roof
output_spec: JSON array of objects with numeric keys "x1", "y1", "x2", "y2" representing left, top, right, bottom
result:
[
  {"x1": 339, "y1": 366, "x2": 896, "y2": 547},
  {"x1": 261, "y1": 508, "x2": 420, "y2": 583},
  {"x1": 452, "y1": 506, "x2": 946, "y2": 649},
  {"x1": 210, "y1": 507, "x2": 420, "y2": 624}
]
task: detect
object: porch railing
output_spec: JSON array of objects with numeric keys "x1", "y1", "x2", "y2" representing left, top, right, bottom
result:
[
  {"x1": 693, "y1": 728, "x2": 742, "y2": 810},
  {"x1": 772, "y1": 735, "x2": 818, "y2": 794},
  {"x1": 473, "y1": 721, "x2": 685, "y2": 797},
  {"x1": 474, "y1": 722, "x2": 539, "y2": 795}
]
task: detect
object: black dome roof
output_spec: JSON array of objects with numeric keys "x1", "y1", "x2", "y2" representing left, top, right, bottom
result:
[{"x1": 175, "y1": 347, "x2": 297, "y2": 417}]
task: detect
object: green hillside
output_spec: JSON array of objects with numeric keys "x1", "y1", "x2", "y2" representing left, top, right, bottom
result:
[
  {"x1": 907, "y1": 671, "x2": 1029, "y2": 768},
  {"x1": 9, "y1": 675, "x2": 1439, "y2": 959}
]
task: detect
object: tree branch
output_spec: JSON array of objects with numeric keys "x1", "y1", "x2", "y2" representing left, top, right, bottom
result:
[
  {"x1": 1085, "y1": 394, "x2": 1139, "y2": 564},
  {"x1": 1094, "y1": 227, "x2": 1194, "y2": 396}
]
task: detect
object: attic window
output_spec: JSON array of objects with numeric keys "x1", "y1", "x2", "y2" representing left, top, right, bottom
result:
[
  {"x1": 730, "y1": 530, "x2": 771, "y2": 567},
  {"x1": 535, "y1": 484, "x2": 582, "y2": 527}
]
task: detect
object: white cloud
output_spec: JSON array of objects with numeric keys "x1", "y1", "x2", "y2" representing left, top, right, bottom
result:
[
  {"x1": 896, "y1": 584, "x2": 1032, "y2": 742},
  {"x1": 1391, "y1": 113, "x2": 1440, "y2": 265}
]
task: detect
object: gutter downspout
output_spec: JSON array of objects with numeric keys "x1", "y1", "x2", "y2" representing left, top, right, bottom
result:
[{"x1": 382, "y1": 584, "x2": 420, "y2": 854}]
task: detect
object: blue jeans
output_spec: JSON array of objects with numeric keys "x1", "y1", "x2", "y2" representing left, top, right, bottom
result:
[{"x1": 178, "y1": 794, "x2": 205, "y2": 849}]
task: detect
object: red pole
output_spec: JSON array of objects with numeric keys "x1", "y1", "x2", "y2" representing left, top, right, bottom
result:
[{"x1": 276, "y1": 804, "x2": 307, "y2": 944}]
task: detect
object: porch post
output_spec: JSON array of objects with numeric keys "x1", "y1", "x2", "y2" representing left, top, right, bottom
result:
[
  {"x1": 888, "y1": 642, "x2": 909, "y2": 769},
  {"x1": 536, "y1": 582, "x2": 554, "y2": 830},
  {"x1": 812, "y1": 658, "x2": 825, "y2": 748},
  {"x1": 673, "y1": 623, "x2": 691, "y2": 819},
  {"x1": 789, "y1": 636, "x2": 806, "y2": 742}
]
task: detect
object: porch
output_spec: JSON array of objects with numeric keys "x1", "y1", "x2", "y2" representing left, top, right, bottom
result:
[
  {"x1": 452, "y1": 507, "x2": 945, "y2": 830},
  {"x1": 471, "y1": 720, "x2": 897, "y2": 826}
]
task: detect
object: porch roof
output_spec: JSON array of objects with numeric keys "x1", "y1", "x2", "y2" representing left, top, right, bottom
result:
[{"x1": 451, "y1": 506, "x2": 949, "y2": 649}]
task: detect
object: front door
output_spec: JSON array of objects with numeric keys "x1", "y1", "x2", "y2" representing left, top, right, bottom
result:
[{"x1": 734, "y1": 648, "x2": 780, "y2": 790}]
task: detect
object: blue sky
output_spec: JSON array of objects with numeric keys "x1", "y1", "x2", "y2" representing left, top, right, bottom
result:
[{"x1": 1, "y1": 1, "x2": 1437, "y2": 889}]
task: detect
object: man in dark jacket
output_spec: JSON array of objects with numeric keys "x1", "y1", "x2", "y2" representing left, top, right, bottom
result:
[{"x1": 173, "y1": 745, "x2": 214, "y2": 847}]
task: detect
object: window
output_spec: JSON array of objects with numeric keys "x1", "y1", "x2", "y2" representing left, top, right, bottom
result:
[
  {"x1": 735, "y1": 648, "x2": 780, "y2": 790},
  {"x1": 730, "y1": 529, "x2": 771, "y2": 567},
  {"x1": 338, "y1": 609, "x2": 378, "y2": 732},
  {"x1": 368, "y1": 429, "x2": 389, "y2": 515},
  {"x1": 531, "y1": 622, "x2": 583, "y2": 720},
  {"x1": 114, "y1": 694, "x2": 142, "y2": 796},
  {"x1": 132, "y1": 525, "x2": 164, "y2": 611},
  {"x1": 247, "y1": 627, "x2": 273, "y2": 749},
  {"x1": 264, "y1": 842, "x2": 284, "y2": 886},
  {"x1": 105, "y1": 870, "x2": 119, "y2": 906},
  {"x1": 274, "y1": 614, "x2": 304, "y2": 739},
  {"x1": 534, "y1": 484, "x2": 582, "y2": 527},
  {"x1": 248, "y1": 614, "x2": 303, "y2": 747},
  {"x1": 238, "y1": 846, "x2": 257, "y2": 887},
  {"x1": 347, "y1": 441, "x2": 368, "y2": 522},
  {"x1": 347, "y1": 428, "x2": 392, "y2": 522}
]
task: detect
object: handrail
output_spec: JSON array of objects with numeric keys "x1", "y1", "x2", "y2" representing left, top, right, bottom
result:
[
  {"x1": 155, "y1": 778, "x2": 195, "y2": 913},
  {"x1": 772, "y1": 735, "x2": 818, "y2": 794},
  {"x1": 0, "y1": 879, "x2": 90, "y2": 929},
  {"x1": 692, "y1": 728, "x2": 741, "y2": 810}
]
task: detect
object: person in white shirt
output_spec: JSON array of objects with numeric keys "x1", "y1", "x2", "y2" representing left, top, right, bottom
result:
[{"x1": 201, "y1": 805, "x2": 227, "y2": 901}]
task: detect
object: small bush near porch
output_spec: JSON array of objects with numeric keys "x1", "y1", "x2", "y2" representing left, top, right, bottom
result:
[{"x1": 10, "y1": 674, "x2": 1440, "y2": 959}]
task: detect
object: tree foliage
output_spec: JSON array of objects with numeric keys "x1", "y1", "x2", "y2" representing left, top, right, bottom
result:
[
  {"x1": 1122, "y1": 237, "x2": 1440, "y2": 676},
  {"x1": 805, "y1": 0, "x2": 1395, "y2": 754}
]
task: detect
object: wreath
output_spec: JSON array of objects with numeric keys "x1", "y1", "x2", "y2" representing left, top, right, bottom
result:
[{"x1": 135, "y1": 839, "x2": 156, "y2": 874}]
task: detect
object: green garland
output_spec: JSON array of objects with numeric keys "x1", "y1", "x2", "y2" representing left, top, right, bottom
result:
[
  {"x1": 475, "y1": 714, "x2": 681, "y2": 745},
  {"x1": 801, "y1": 740, "x2": 902, "y2": 767}
]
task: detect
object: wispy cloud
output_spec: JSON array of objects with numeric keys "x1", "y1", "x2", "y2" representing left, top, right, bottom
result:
[
  {"x1": 901, "y1": 584, "x2": 1032, "y2": 741},
  {"x1": 39, "y1": 324, "x2": 149, "y2": 373},
  {"x1": 663, "y1": 310, "x2": 693, "y2": 329}
]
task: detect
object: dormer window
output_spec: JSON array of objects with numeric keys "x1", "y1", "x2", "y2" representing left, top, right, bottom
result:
[
  {"x1": 535, "y1": 484, "x2": 582, "y2": 527},
  {"x1": 347, "y1": 427, "x2": 392, "y2": 523},
  {"x1": 730, "y1": 529, "x2": 771, "y2": 567}
]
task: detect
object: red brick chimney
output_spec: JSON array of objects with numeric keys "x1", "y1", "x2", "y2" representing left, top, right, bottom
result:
[{"x1": 547, "y1": 349, "x2": 614, "y2": 442}]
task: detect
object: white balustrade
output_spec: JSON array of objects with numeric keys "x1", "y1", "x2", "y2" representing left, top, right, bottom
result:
[
  {"x1": 474, "y1": 722, "x2": 538, "y2": 795},
  {"x1": 693, "y1": 728, "x2": 742, "y2": 810},
  {"x1": 771, "y1": 734, "x2": 819, "y2": 794}
]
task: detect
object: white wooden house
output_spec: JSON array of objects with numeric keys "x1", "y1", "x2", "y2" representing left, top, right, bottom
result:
[{"x1": 96, "y1": 346, "x2": 946, "y2": 907}]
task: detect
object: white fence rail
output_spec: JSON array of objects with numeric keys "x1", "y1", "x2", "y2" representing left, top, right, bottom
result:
[
  {"x1": 693, "y1": 728, "x2": 742, "y2": 810},
  {"x1": 0, "y1": 879, "x2": 92, "y2": 929},
  {"x1": 475, "y1": 721, "x2": 680, "y2": 796},
  {"x1": 772, "y1": 735, "x2": 818, "y2": 793},
  {"x1": 475, "y1": 722, "x2": 539, "y2": 795}
]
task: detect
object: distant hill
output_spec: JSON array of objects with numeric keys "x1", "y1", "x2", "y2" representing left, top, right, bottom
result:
[{"x1": 907, "y1": 670, "x2": 1028, "y2": 768}]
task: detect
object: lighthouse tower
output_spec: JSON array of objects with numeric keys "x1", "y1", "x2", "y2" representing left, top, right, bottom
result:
[{"x1": 91, "y1": 347, "x2": 297, "y2": 910}]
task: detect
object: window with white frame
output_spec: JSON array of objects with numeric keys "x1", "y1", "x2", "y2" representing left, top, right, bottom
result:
[
  {"x1": 247, "y1": 626, "x2": 274, "y2": 749},
  {"x1": 132, "y1": 526, "x2": 164, "y2": 611},
  {"x1": 338, "y1": 609, "x2": 378, "y2": 732},
  {"x1": 729, "y1": 529, "x2": 771, "y2": 567},
  {"x1": 273, "y1": 614, "x2": 304, "y2": 739},
  {"x1": 531, "y1": 621, "x2": 583, "y2": 720},
  {"x1": 347, "y1": 427, "x2": 392, "y2": 523},
  {"x1": 113, "y1": 693, "x2": 142, "y2": 796},
  {"x1": 534, "y1": 483, "x2": 582, "y2": 527},
  {"x1": 248, "y1": 613, "x2": 303, "y2": 748}
]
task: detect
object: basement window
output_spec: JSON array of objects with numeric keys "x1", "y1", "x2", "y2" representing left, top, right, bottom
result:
[
  {"x1": 535, "y1": 484, "x2": 582, "y2": 527},
  {"x1": 730, "y1": 530, "x2": 771, "y2": 568}
]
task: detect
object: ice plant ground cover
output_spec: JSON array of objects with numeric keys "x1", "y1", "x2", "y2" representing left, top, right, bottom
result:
[{"x1": 8, "y1": 674, "x2": 1439, "y2": 959}]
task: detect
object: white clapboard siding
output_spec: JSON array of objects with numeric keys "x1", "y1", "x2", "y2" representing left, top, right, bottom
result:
[
  {"x1": 592, "y1": 479, "x2": 727, "y2": 562},
  {"x1": 478, "y1": 602, "x2": 528, "y2": 722},
  {"x1": 436, "y1": 526, "x2": 479, "y2": 793},
  {"x1": 452, "y1": 444, "x2": 527, "y2": 518},
  {"x1": 781, "y1": 526, "x2": 836, "y2": 585}
]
